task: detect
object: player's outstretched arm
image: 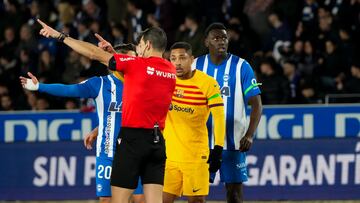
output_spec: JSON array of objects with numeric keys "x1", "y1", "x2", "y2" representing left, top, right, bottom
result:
[
  {"x1": 20, "y1": 72, "x2": 95, "y2": 98},
  {"x1": 37, "y1": 19, "x2": 112, "y2": 66},
  {"x1": 84, "y1": 127, "x2": 98, "y2": 150},
  {"x1": 239, "y1": 95, "x2": 262, "y2": 152}
]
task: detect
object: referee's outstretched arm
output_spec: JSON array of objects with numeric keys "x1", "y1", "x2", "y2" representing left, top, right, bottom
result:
[{"x1": 37, "y1": 19, "x2": 113, "y2": 66}]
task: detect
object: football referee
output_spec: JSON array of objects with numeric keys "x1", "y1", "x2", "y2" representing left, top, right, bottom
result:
[{"x1": 37, "y1": 19, "x2": 176, "y2": 203}]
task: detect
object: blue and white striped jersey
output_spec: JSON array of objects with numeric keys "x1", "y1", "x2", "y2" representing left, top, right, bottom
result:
[
  {"x1": 192, "y1": 54, "x2": 261, "y2": 150},
  {"x1": 91, "y1": 75, "x2": 123, "y2": 158},
  {"x1": 39, "y1": 74, "x2": 123, "y2": 158}
]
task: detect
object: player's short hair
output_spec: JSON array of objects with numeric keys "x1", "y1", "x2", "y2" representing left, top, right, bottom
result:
[
  {"x1": 136, "y1": 27, "x2": 167, "y2": 52},
  {"x1": 205, "y1": 23, "x2": 226, "y2": 37},
  {"x1": 113, "y1": 43, "x2": 136, "y2": 54},
  {"x1": 170, "y1": 42, "x2": 192, "y2": 55}
]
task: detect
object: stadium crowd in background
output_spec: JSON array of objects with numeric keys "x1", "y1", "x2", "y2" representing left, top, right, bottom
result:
[{"x1": 0, "y1": 0, "x2": 359, "y2": 110}]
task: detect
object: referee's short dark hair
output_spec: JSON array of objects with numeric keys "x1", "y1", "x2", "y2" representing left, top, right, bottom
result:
[
  {"x1": 170, "y1": 42, "x2": 192, "y2": 55},
  {"x1": 205, "y1": 23, "x2": 227, "y2": 37},
  {"x1": 136, "y1": 27, "x2": 167, "y2": 52},
  {"x1": 114, "y1": 43, "x2": 136, "y2": 54}
]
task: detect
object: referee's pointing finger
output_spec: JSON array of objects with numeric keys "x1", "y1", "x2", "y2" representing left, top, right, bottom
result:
[
  {"x1": 37, "y1": 19, "x2": 46, "y2": 27},
  {"x1": 95, "y1": 33, "x2": 105, "y2": 42}
]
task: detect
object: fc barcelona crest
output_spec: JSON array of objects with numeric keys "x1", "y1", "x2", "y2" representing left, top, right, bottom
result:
[{"x1": 175, "y1": 89, "x2": 184, "y2": 98}]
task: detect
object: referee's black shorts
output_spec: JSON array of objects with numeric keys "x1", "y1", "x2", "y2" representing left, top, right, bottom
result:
[{"x1": 110, "y1": 127, "x2": 166, "y2": 189}]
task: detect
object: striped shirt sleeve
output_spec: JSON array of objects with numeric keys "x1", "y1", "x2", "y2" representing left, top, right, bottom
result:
[{"x1": 241, "y1": 60, "x2": 261, "y2": 101}]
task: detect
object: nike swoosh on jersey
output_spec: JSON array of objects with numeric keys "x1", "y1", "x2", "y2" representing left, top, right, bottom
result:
[{"x1": 192, "y1": 188, "x2": 201, "y2": 193}]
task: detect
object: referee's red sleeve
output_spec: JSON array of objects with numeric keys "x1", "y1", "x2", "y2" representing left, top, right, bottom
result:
[{"x1": 111, "y1": 53, "x2": 136, "y2": 72}]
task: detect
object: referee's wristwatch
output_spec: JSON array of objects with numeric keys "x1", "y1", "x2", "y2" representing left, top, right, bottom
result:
[{"x1": 57, "y1": 32, "x2": 69, "y2": 42}]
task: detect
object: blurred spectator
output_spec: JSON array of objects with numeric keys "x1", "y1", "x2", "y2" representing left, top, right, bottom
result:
[
  {"x1": 272, "y1": 0, "x2": 301, "y2": 30},
  {"x1": 110, "y1": 23, "x2": 126, "y2": 45},
  {"x1": 76, "y1": 19, "x2": 92, "y2": 41},
  {"x1": 25, "y1": 91, "x2": 37, "y2": 111},
  {"x1": 295, "y1": 21, "x2": 305, "y2": 39},
  {"x1": 204, "y1": 0, "x2": 227, "y2": 25},
  {"x1": 65, "y1": 98, "x2": 79, "y2": 110},
  {"x1": 1, "y1": 94, "x2": 14, "y2": 111},
  {"x1": 0, "y1": 26, "x2": 18, "y2": 55},
  {"x1": 87, "y1": 20, "x2": 106, "y2": 45},
  {"x1": 244, "y1": 0, "x2": 273, "y2": 44},
  {"x1": 17, "y1": 24, "x2": 37, "y2": 55},
  {"x1": 0, "y1": 0, "x2": 25, "y2": 33},
  {"x1": 264, "y1": 11, "x2": 292, "y2": 52},
  {"x1": 0, "y1": 52, "x2": 19, "y2": 85},
  {"x1": 298, "y1": 40, "x2": 319, "y2": 77},
  {"x1": 222, "y1": 0, "x2": 245, "y2": 25},
  {"x1": 19, "y1": 48, "x2": 36, "y2": 75},
  {"x1": 107, "y1": 0, "x2": 128, "y2": 24},
  {"x1": 299, "y1": 79, "x2": 319, "y2": 104},
  {"x1": 336, "y1": 0, "x2": 360, "y2": 31},
  {"x1": 38, "y1": 49, "x2": 57, "y2": 83},
  {"x1": 273, "y1": 40, "x2": 291, "y2": 63},
  {"x1": 317, "y1": 39, "x2": 345, "y2": 93},
  {"x1": 282, "y1": 60, "x2": 301, "y2": 103},
  {"x1": 175, "y1": 14, "x2": 205, "y2": 57},
  {"x1": 147, "y1": 0, "x2": 178, "y2": 45},
  {"x1": 315, "y1": 7, "x2": 338, "y2": 52},
  {"x1": 290, "y1": 40, "x2": 304, "y2": 64},
  {"x1": 126, "y1": 0, "x2": 148, "y2": 42},
  {"x1": 36, "y1": 95, "x2": 50, "y2": 111},
  {"x1": 301, "y1": 0, "x2": 318, "y2": 29},
  {"x1": 27, "y1": 0, "x2": 40, "y2": 26},
  {"x1": 77, "y1": 0, "x2": 106, "y2": 27},
  {"x1": 258, "y1": 60, "x2": 290, "y2": 104},
  {"x1": 342, "y1": 63, "x2": 360, "y2": 94},
  {"x1": 56, "y1": 2, "x2": 75, "y2": 31},
  {"x1": 227, "y1": 24, "x2": 257, "y2": 60},
  {"x1": 0, "y1": 84, "x2": 9, "y2": 97},
  {"x1": 90, "y1": 20, "x2": 101, "y2": 35},
  {"x1": 62, "y1": 50, "x2": 82, "y2": 84},
  {"x1": 338, "y1": 27, "x2": 354, "y2": 74},
  {"x1": 322, "y1": 0, "x2": 343, "y2": 16},
  {"x1": 80, "y1": 97, "x2": 96, "y2": 112}
]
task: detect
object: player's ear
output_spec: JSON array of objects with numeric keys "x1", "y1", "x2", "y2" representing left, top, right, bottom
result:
[{"x1": 146, "y1": 41, "x2": 151, "y2": 51}]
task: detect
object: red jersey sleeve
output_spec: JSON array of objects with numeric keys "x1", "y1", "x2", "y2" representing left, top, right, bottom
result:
[{"x1": 108, "y1": 53, "x2": 137, "y2": 72}]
